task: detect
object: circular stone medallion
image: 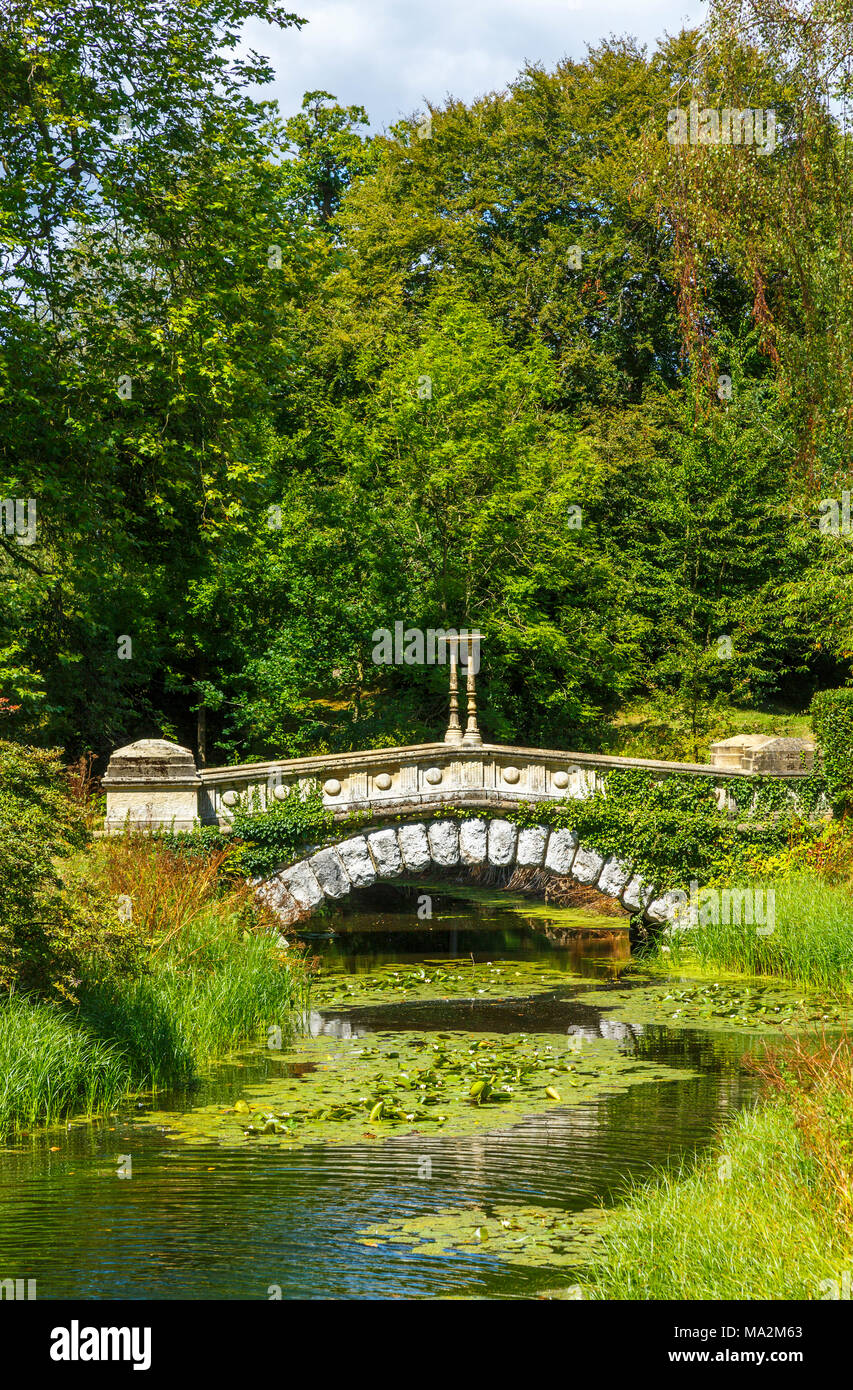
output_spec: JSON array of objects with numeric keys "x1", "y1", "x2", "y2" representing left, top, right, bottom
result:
[
  {"x1": 502, "y1": 765, "x2": 520, "y2": 785},
  {"x1": 375, "y1": 773, "x2": 393, "y2": 791},
  {"x1": 424, "y1": 767, "x2": 443, "y2": 785},
  {"x1": 323, "y1": 778, "x2": 342, "y2": 796},
  {"x1": 552, "y1": 770, "x2": 570, "y2": 789}
]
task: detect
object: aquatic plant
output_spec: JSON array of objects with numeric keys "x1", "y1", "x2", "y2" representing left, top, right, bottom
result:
[
  {"x1": 661, "y1": 873, "x2": 853, "y2": 996},
  {"x1": 0, "y1": 993, "x2": 131, "y2": 1132}
]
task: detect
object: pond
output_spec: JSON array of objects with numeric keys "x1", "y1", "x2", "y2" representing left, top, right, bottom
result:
[{"x1": 0, "y1": 883, "x2": 830, "y2": 1300}]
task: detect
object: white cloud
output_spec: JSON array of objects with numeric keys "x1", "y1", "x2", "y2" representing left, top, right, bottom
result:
[{"x1": 242, "y1": 0, "x2": 709, "y2": 129}]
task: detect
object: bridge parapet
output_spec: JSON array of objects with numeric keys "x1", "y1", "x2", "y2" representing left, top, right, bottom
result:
[{"x1": 102, "y1": 738, "x2": 814, "y2": 834}]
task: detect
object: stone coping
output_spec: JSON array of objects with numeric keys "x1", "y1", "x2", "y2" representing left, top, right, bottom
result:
[{"x1": 196, "y1": 740, "x2": 810, "y2": 785}]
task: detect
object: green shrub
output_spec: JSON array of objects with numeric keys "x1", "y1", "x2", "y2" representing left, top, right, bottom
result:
[
  {"x1": 0, "y1": 741, "x2": 91, "y2": 998},
  {"x1": 511, "y1": 769, "x2": 807, "y2": 891},
  {"x1": 811, "y1": 689, "x2": 853, "y2": 814},
  {"x1": 229, "y1": 781, "x2": 333, "y2": 878}
]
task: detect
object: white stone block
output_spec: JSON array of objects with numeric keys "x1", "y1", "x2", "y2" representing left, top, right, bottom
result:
[
  {"x1": 544, "y1": 828, "x2": 578, "y2": 875},
  {"x1": 459, "y1": 818, "x2": 488, "y2": 864},
  {"x1": 281, "y1": 860, "x2": 325, "y2": 910},
  {"x1": 516, "y1": 825, "x2": 548, "y2": 867},
  {"x1": 597, "y1": 855, "x2": 631, "y2": 899},
  {"x1": 367, "y1": 829, "x2": 403, "y2": 878},
  {"x1": 255, "y1": 877, "x2": 299, "y2": 920},
  {"x1": 620, "y1": 874, "x2": 652, "y2": 912},
  {"x1": 334, "y1": 836, "x2": 376, "y2": 888},
  {"x1": 645, "y1": 889, "x2": 688, "y2": 924},
  {"x1": 571, "y1": 845, "x2": 604, "y2": 886},
  {"x1": 487, "y1": 818, "x2": 518, "y2": 866},
  {"x1": 427, "y1": 819, "x2": 460, "y2": 867},
  {"x1": 397, "y1": 822, "x2": 431, "y2": 873},
  {"x1": 309, "y1": 847, "x2": 351, "y2": 900}
]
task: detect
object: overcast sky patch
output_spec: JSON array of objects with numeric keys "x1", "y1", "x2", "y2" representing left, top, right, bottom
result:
[{"x1": 242, "y1": 0, "x2": 709, "y2": 129}]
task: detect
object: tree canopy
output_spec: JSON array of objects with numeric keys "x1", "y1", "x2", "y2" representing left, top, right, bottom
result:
[{"x1": 1, "y1": 0, "x2": 850, "y2": 766}]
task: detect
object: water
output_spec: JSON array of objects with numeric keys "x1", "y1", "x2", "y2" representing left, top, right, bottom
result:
[{"x1": 0, "y1": 886, "x2": 762, "y2": 1299}]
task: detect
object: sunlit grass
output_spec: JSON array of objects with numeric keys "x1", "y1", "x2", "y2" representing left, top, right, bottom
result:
[
  {"x1": 663, "y1": 873, "x2": 853, "y2": 996},
  {"x1": 0, "y1": 993, "x2": 131, "y2": 1132},
  {"x1": 0, "y1": 839, "x2": 311, "y2": 1134},
  {"x1": 584, "y1": 1104, "x2": 847, "y2": 1300},
  {"x1": 584, "y1": 1034, "x2": 853, "y2": 1300}
]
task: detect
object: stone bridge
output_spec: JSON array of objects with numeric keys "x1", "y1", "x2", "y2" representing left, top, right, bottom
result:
[{"x1": 102, "y1": 733, "x2": 816, "y2": 930}]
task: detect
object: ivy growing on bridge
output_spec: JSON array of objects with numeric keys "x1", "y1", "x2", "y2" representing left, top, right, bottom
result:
[{"x1": 508, "y1": 769, "x2": 828, "y2": 891}]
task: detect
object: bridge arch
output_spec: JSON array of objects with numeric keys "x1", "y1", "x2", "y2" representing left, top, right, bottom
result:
[{"x1": 253, "y1": 815, "x2": 682, "y2": 928}]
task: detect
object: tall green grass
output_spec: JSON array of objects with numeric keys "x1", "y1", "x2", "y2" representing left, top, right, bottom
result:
[
  {"x1": 583, "y1": 1034, "x2": 853, "y2": 1300},
  {"x1": 0, "y1": 905, "x2": 310, "y2": 1134},
  {"x1": 0, "y1": 993, "x2": 132, "y2": 1132},
  {"x1": 583, "y1": 1102, "x2": 849, "y2": 1300},
  {"x1": 665, "y1": 872, "x2": 853, "y2": 994},
  {"x1": 79, "y1": 908, "x2": 309, "y2": 1085}
]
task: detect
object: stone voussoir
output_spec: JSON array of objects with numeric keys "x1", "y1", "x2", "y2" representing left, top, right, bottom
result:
[
  {"x1": 397, "y1": 822, "x2": 431, "y2": 873},
  {"x1": 255, "y1": 876, "x2": 300, "y2": 922},
  {"x1": 645, "y1": 888, "x2": 689, "y2": 924},
  {"x1": 459, "y1": 817, "x2": 489, "y2": 865},
  {"x1": 334, "y1": 835, "x2": 376, "y2": 888},
  {"x1": 280, "y1": 860, "x2": 325, "y2": 910},
  {"x1": 487, "y1": 818, "x2": 518, "y2": 867},
  {"x1": 366, "y1": 828, "x2": 403, "y2": 878},
  {"x1": 620, "y1": 873, "x2": 653, "y2": 913},
  {"x1": 427, "y1": 819, "x2": 460, "y2": 867},
  {"x1": 544, "y1": 828, "x2": 578, "y2": 875},
  {"x1": 571, "y1": 845, "x2": 605, "y2": 887},
  {"x1": 308, "y1": 846, "x2": 351, "y2": 900},
  {"x1": 597, "y1": 855, "x2": 632, "y2": 899},
  {"x1": 516, "y1": 824, "x2": 549, "y2": 867}
]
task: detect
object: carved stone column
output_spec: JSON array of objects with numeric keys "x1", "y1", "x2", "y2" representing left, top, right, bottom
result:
[
  {"x1": 444, "y1": 636, "x2": 463, "y2": 744},
  {"x1": 462, "y1": 631, "x2": 483, "y2": 747}
]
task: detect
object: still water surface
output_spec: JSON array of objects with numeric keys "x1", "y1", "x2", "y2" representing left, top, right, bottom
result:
[{"x1": 0, "y1": 887, "x2": 761, "y2": 1299}]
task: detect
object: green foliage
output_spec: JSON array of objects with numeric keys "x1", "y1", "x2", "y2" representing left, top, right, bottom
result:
[
  {"x1": 0, "y1": 993, "x2": 131, "y2": 1133},
  {"x1": 0, "y1": 741, "x2": 90, "y2": 997},
  {"x1": 229, "y1": 781, "x2": 333, "y2": 877},
  {"x1": 662, "y1": 872, "x2": 853, "y2": 996},
  {"x1": 511, "y1": 769, "x2": 813, "y2": 891},
  {"x1": 1, "y1": 10, "x2": 841, "y2": 764},
  {"x1": 582, "y1": 1102, "x2": 847, "y2": 1301},
  {"x1": 810, "y1": 689, "x2": 853, "y2": 814}
]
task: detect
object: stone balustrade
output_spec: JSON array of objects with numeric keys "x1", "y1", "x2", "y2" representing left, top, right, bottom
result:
[{"x1": 102, "y1": 737, "x2": 815, "y2": 834}]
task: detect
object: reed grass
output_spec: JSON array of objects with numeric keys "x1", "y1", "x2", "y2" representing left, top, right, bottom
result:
[
  {"x1": 0, "y1": 837, "x2": 310, "y2": 1133},
  {"x1": 0, "y1": 993, "x2": 131, "y2": 1131},
  {"x1": 664, "y1": 872, "x2": 853, "y2": 995},
  {"x1": 583, "y1": 1035, "x2": 853, "y2": 1300}
]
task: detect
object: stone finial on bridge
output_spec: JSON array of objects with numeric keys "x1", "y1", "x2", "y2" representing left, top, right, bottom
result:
[
  {"x1": 102, "y1": 738, "x2": 202, "y2": 833},
  {"x1": 444, "y1": 631, "x2": 483, "y2": 747}
]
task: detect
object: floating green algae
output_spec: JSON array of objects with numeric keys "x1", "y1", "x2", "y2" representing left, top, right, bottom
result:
[
  {"x1": 582, "y1": 977, "x2": 851, "y2": 1033},
  {"x1": 393, "y1": 880, "x2": 628, "y2": 929},
  {"x1": 309, "y1": 957, "x2": 584, "y2": 1008},
  {"x1": 357, "y1": 1201, "x2": 610, "y2": 1269},
  {"x1": 135, "y1": 1029, "x2": 692, "y2": 1151}
]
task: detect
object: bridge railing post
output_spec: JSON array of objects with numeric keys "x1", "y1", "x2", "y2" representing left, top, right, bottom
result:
[{"x1": 102, "y1": 739, "x2": 202, "y2": 833}]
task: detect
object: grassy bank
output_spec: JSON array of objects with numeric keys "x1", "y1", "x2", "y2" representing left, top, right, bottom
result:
[
  {"x1": 581, "y1": 1035, "x2": 853, "y2": 1300},
  {"x1": 660, "y1": 872, "x2": 853, "y2": 996},
  {"x1": 0, "y1": 837, "x2": 310, "y2": 1135}
]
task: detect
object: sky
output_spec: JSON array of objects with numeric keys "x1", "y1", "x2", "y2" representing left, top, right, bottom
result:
[{"x1": 242, "y1": 0, "x2": 709, "y2": 131}]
